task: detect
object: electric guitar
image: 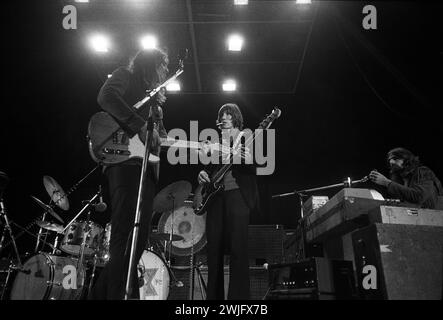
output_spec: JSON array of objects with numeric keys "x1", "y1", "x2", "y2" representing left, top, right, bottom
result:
[
  {"x1": 87, "y1": 112, "x2": 237, "y2": 165},
  {"x1": 193, "y1": 107, "x2": 282, "y2": 215}
]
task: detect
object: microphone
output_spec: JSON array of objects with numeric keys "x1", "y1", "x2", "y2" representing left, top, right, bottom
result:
[
  {"x1": 178, "y1": 48, "x2": 189, "y2": 61},
  {"x1": 94, "y1": 185, "x2": 107, "y2": 212}
]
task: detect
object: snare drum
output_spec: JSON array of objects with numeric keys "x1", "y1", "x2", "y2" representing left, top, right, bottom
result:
[
  {"x1": 138, "y1": 250, "x2": 170, "y2": 300},
  {"x1": 61, "y1": 221, "x2": 103, "y2": 256},
  {"x1": 10, "y1": 253, "x2": 85, "y2": 300}
]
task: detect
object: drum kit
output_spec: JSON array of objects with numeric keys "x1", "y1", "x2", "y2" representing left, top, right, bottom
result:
[{"x1": 0, "y1": 169, "x2": 207, "y2": 300}]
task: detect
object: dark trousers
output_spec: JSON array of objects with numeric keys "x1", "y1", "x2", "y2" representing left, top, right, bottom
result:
[
  {"x1": 89, "y1": 165, "x2": 155, "y2": 300},
  {"x1": 206, "y1": 189, "x2": 250, "y2": 300}
]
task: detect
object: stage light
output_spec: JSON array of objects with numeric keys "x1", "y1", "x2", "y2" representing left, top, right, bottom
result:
[
  {"x1": 166, "y1": 81, "x2": 181, "y2": 92},
  {"x1": 75, "y1": 0, "x2": 89, "y2": 3},
  {"x1": 89, "y1": 34, "x2": 110, "y2": 53},
  {"x1": 222, "y1": 80, "x2": 237, "y2": 92},
  {"x1": 107, "y1": 74, "x2": 112, "y2": 78},
  {"x1": 296, "y1": 0, "x2": 312, "y2": 4},
  {"x1": 227, "y1": 34, "x2": 243, "y2": 51},
  {"x1": 140, "y1": 35, "x2": 157, "y2": 50},
  {"x1": 234, "y1": 0, "x2": 248, "y2": 5}
]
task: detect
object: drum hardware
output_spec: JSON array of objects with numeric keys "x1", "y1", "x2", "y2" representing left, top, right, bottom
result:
[
  {"x1": 60, "y1": 188, "x2": 101, "y2": 243},
  {"x1": 36, "y1": 166, "x2": 101, "y2": 253},
  {"x1": 9, "y1": 253, "x2": 86, "y2": 300},
  {"x1": 192, "y1": 261, "x2": 207, "y2": 300},
  {"x1": 0, "y1": 171, "x2": 24, "y2": 300},
  {"x1": 157, "y1": 201, "x2": 207, "y2": 257},
  {"x1": 30, "y1": 195, "x2": 64, "y2": 224},
  {"x1": 31, "y1": 194, "x2": 64, "y2": 253},
  {"x1": 43, "y1": 176, "x2": 70, "y2": 211}
]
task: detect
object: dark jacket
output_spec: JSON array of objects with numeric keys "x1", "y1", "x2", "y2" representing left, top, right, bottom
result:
[
  {"x1": 387, "y1": 165, "x2": 443, "y2": 209},
  {"x1": 97, "y1": 67, "x2": 165, "y2": 180},
  {"x1": 203, "y1": 151, "x2": 260, "y2": 212}
]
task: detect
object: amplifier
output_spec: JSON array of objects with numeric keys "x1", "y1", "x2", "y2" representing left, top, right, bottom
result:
[
  {"x1": 352, "y1": 223, "x2": 443, "y2": 300},
  {"x1": 192, "y1": 265, "x2": 268, "y2": 300},
  {"x1": 248, "y1": 225, "x2": 286, "y2": 265},
  {"x1": 368, "y1": 205, "x2": 443, "y2": 227},
  {"x1": 265, "y1": 257, "x2": 356, "y2": 300}
]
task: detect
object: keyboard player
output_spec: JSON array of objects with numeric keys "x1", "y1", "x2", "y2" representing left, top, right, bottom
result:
[{"x1": 369, "y1": 147, "x2": 443, "y2": 209}]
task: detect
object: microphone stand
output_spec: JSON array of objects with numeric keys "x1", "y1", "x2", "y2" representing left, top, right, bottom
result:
[
  {"x1": 271, "y1": 176, "x2": 368, "y2": 261},
  {"x1": 271, "y1": 176, "x2": 369, "y2": 219},
  {"x1": 124, "y1": 57, "x2": 185, "y2": 300}
]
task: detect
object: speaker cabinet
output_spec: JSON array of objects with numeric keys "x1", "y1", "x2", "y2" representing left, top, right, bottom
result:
[
  {"x1": 352, "y1": 223, "x2": 443, "y2": 300},
  {"x1": 192, "y1": 266, "x2": 269, "y2": 300}
]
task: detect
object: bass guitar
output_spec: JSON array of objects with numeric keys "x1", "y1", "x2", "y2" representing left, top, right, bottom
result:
[{"x1": 193, "y1": 107, "x2": 281, "y2": 215}]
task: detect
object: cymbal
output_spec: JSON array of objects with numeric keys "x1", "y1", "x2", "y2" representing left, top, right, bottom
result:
[
  {"x1": 43, "y1": 175, "x2": 69, "y2": 211},
  {"x1": 35, "y1": 220, "x2": 64, "y2": 233},
  {"x1": 31, "y1": 195, "x2": 64, "y2": 224},
  {"x1": 153, "y1": 181, "x2": 191, "y2": 213},
  {"x1": 150, "y1": 232, "x2": 184, "y2": 242}
]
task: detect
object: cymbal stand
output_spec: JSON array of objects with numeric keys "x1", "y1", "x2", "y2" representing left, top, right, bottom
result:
[
  {"x1": 167, "y1": 194, "x2": 175, "y2": 266},
  {"x1": 192, "y1": 261, "x2": 207, "y2": 300},
  {"x1": 34, "y1": 212, "x2": 48, "y2": 253},
  {"x1": 61, "y1": 191, "x2": 100, "y2": 235},
  {"x1": 77, "y1": 210, "x2": 92, "y2": 271},
  {"x1": 0, "y1": 196, "x2": 24, "y2": 300},
  {"x1": 0, "y1": 197, "x2": 22, "y2": 267}
]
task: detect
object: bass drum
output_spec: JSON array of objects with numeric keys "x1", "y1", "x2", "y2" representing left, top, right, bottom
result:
[
  {"x1": 10, "y1": 253, "x2": 85, "y2": 300},
  {"x1": 157, "y1": 201, "x2": 207, "y2": 256},
  {"x1": 138, "y1": 250, "x2": 170, "y2": 300}
]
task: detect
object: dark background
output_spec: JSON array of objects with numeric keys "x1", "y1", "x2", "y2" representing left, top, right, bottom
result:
[{"x1": 1, "y1": 0, "x2": 442, "y2": 255}]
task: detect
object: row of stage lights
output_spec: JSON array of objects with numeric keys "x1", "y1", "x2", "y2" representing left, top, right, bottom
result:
[
  {"x1": 86, "y1": 0, "x2": 312, "y2": 92},
  {"x1": 96, "y1": 33, "x2": 244, "y2": 92},
  {"x1": 75, "y1": 0, "x2": 312, "y2": 4}
]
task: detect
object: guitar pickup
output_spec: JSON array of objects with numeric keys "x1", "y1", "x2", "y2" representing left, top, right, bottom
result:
[{"x1": 103, "y1": 148, "x2": 130, "y2": 156}]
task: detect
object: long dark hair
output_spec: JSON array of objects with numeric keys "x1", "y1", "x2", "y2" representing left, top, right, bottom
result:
[
  {"x1": 217, "y1": 103, "x2": 244, "y2": 130},
  {"x1": 387, "y1": 147, "x2": 421, "y2": 180},
  {"x1": 128, "y1": 48, "x2": 169, "y2": 90}
]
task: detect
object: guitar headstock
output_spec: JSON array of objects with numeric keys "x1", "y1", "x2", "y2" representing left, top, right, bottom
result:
[{"x1": 258, "y1": 107, "x2": 282, "y2": 129}]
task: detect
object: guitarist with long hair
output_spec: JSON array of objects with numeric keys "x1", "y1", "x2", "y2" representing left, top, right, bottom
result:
[
  {"x1": 89, "y1": 48, "x2": 169, "y2": 299},
  {"x1": 194, "y1": 103, "x2": 259, "y2": 300}
]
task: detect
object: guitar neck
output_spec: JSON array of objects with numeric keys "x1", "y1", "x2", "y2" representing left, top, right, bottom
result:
[{"x1": 160, "y1": 137, "x2": 202, "y2": 150}]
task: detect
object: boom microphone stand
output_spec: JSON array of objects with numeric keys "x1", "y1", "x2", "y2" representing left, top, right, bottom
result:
[
  {"x1": 124, "y1": 52, "x2": 186, "y2": 300},
  {"x1": 271, "y1": 176, "x2": 369, "y2": 260}
]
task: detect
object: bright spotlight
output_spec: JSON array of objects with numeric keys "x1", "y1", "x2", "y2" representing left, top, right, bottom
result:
[
  {"x1": 75, "y1": 0, "x2": 89, "y2": 3},
  {"x1": 89, "y1": 34, "x2": 110, "y2": 53},
  {"x1": 296, "y1": 0, "x2": 312, "y2": 4},
  {"x1": 234, "y1": 0, "x2": 248, "y2": 5},
  {"x1": 227, "y1": 34, "x2": 243, "y2": 51},
  {"x1": 140, "y1": 35, "x2": 158, "y2": 50},
  {"x1": 166, "y1": 81, "x2": 181, "y2": 92},
  {"x1": 222, "y1": 80, "x2": 237, "y2": 92}
]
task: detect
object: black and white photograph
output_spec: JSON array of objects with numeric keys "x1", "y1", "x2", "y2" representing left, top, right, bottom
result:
[{"x1": 1, "y1": 0, "x2": 442, "y2": 307}]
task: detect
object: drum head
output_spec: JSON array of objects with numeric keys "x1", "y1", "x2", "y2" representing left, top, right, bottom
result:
[
  {"x1": 10, "y1": 254, "x2": 51, "y2": 300},
  {"x1": 138, "y1": 250, "x2": 170, "y2": 300},
  {"x1": 157, "y1": 201, "x2": 207, "y2": 256}
]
